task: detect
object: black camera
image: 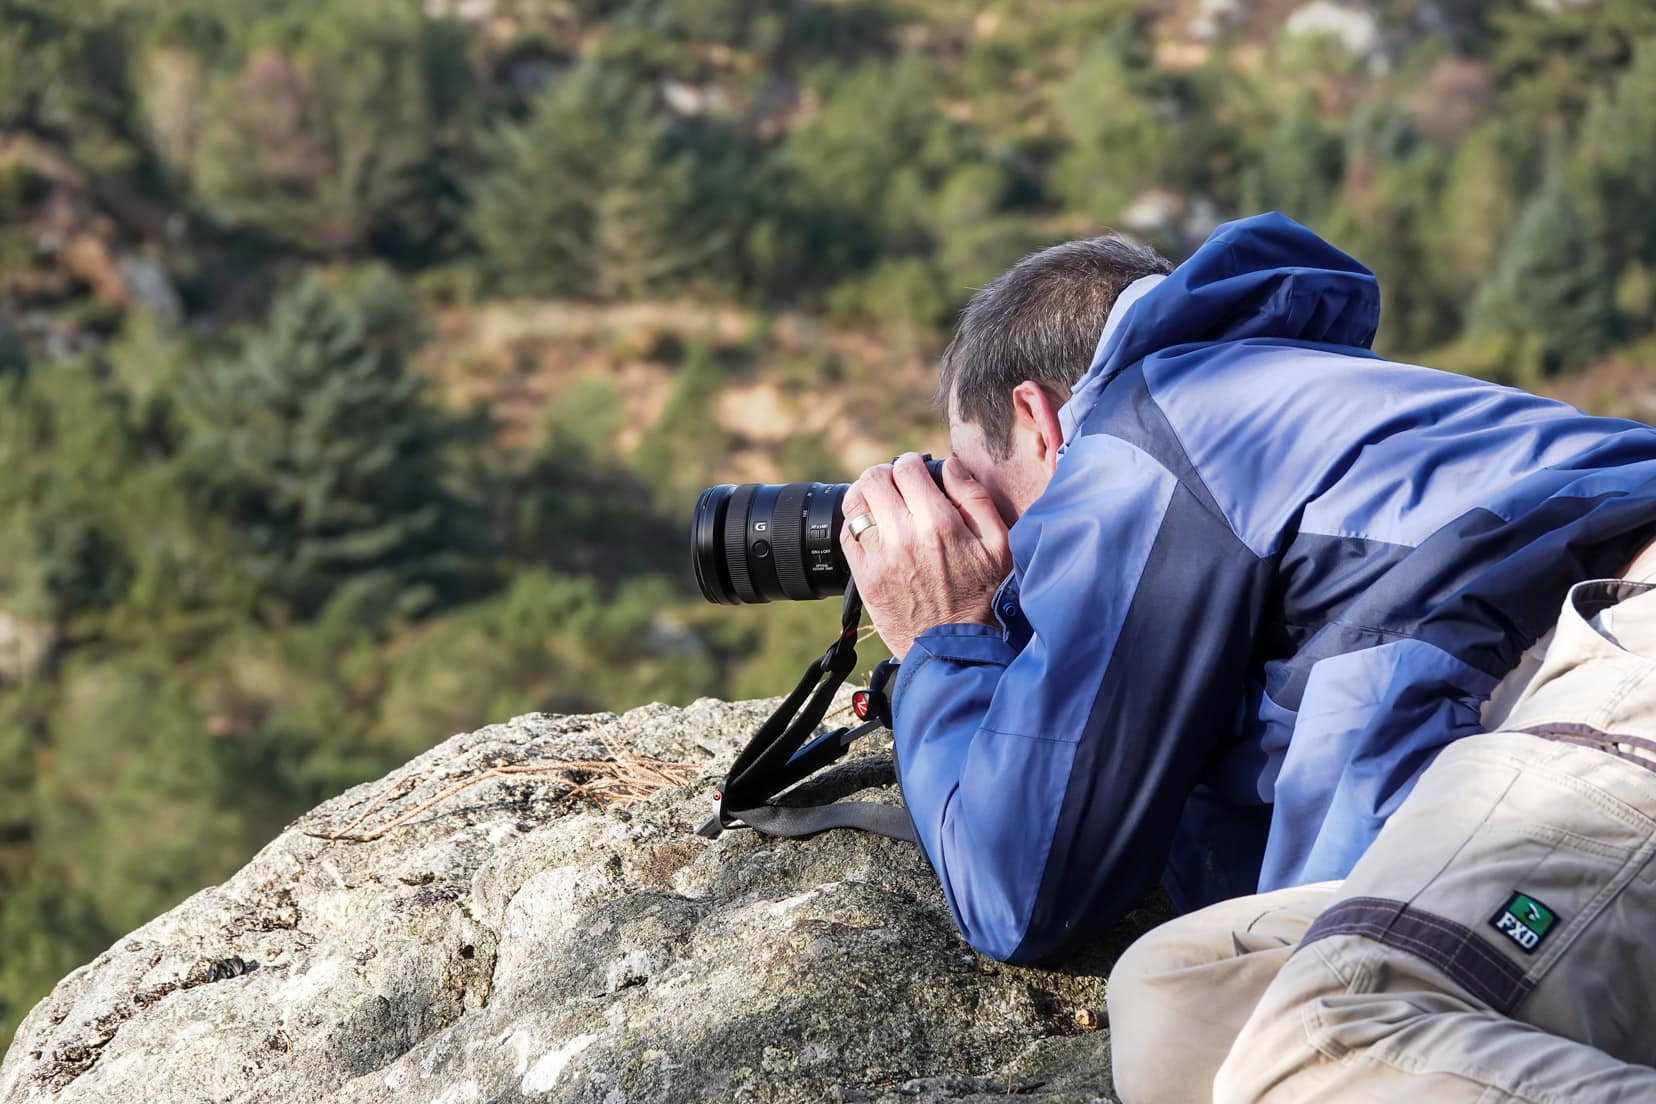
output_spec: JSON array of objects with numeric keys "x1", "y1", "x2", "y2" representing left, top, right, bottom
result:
[{"x1": 691, "y1": 455, "x2": 947, "y2": 604}]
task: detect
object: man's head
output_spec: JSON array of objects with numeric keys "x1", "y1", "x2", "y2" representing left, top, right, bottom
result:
[{"x1": 942, "y1": 235, "x2": 1172, "y2": 526}]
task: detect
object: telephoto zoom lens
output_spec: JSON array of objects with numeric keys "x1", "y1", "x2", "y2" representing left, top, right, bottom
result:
[{"x1": 692, "y1": 456, "x2": 947, "y2": 604}]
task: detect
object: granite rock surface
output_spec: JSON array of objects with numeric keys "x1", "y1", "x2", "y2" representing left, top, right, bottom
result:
[{"x1": 0, "y1": 697, "x2": 1167, "y2": 1104}]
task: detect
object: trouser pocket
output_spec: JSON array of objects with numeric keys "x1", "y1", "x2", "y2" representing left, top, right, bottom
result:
[{"x1": 1311, "y1": 732, "x2": 1656, "y2": 1064}]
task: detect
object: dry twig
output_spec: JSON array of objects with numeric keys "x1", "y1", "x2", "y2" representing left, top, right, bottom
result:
[{"x1": 324, "y1": 775, "x2": 418, "y2": 844}]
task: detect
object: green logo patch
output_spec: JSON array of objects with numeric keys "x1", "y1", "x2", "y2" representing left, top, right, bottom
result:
[{"x1": 1490, "y1": 892, "x2": 1558, "y2": 954}]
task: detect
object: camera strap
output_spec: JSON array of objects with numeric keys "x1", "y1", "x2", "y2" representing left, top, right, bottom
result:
[{"x1": 695, "y1": 582, "x2": 918, "y2": 845}]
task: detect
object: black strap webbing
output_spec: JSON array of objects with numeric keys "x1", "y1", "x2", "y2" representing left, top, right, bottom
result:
[
  {"x1": 696, "y1": 582, "x2": 917, "y2": 845},
  {"x1": 732, "y1": 800, "x2": 918, "y2": 843}
]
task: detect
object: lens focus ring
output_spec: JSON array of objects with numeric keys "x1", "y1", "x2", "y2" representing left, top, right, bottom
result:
[
  {"x1": 772, "y1": 484, "x2": 814, "y2": 601},
  {"x1": 724, "y1": 484, "x2": 760, "y2": 603}
]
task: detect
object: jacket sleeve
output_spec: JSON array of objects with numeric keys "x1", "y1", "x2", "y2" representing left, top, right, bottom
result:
[{"x1": 890, "y1": 432, "x2": 1267, "y2": 964}]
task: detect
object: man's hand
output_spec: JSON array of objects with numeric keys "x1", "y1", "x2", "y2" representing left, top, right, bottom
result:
[{"x1": 840, "y1": 452, "x2": 1013, "y2": 659}]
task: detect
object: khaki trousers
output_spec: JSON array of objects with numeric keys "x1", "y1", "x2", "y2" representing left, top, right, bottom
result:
[{"x1": 1109, "y1": 555, "x2": 1656, "y2": 1103}]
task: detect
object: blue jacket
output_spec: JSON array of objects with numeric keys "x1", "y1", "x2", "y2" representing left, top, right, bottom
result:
[{"x1": 890, "y1": 213, "x2": 1656, "y2": 964}]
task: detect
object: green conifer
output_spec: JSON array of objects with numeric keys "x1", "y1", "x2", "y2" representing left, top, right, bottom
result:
[
  {"x1": 471, "y1": 64, "x2": 727, "y2": 299},
  {"x1": 182, "y1": 268, "x2": 479, "y2": 621},
  {"x1": 1470, "y1": 185, "x2": 1617, "y2": 373}
]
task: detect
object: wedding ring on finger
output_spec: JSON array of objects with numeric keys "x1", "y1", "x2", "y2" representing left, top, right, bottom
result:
[{"x1": 847, "y1": 512, "x2": 878, "y2": 541}]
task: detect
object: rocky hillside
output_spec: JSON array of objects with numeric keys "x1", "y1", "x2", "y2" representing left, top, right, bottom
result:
[
  {"x1": 0, "y1": 698, "x2": 1167, "y2": 1104},
  {"x1": 418, "y1": 299, "x2": 946, "y2": 483}
]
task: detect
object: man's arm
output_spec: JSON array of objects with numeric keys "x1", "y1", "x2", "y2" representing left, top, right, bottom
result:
[{"x1": 887, "y1": 434, "x2": 1268, "y2": 964}]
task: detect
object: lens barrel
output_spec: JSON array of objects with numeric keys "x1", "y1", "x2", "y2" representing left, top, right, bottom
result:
[{"x1": 692, "y1": 457, "x2": 946, "y2": 604}]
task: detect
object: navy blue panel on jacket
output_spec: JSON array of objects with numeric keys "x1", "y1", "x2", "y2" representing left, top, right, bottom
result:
[{"x1": 890, "y1": 212, "x2": 1656, "y2": 965}]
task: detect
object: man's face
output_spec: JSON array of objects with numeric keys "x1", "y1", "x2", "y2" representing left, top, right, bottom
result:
[{"x1": 947, "y1": 393, "x2": 1037, "y2": 530}]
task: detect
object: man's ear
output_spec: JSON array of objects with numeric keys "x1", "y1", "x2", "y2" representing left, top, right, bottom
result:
[{"x1": 1011, "y1": 381, "x2": 1066, "y2": 474}]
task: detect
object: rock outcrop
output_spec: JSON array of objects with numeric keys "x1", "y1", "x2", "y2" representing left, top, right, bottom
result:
[{"x1": 0, "y1": 698, "x2": 1167, "y2": 1104}]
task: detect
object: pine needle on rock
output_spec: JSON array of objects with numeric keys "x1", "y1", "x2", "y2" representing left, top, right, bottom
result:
[{"x1": 303, "y1": 725, "x2": 698, "y2": 844}]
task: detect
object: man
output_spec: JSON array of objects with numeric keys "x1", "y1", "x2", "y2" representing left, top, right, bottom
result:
[{"x1": 839, "y1": 212, "x2": 1656, "y2": 1100}]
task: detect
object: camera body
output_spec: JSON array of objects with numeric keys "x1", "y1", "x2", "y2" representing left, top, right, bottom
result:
[{"x1": 692, "y1": 456, "x2": 947, "y2": 604}]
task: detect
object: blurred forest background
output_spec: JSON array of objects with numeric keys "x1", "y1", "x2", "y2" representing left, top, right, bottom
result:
[{"x1": 3, "y1": 0, "x2": 1656, "y2": 1050}]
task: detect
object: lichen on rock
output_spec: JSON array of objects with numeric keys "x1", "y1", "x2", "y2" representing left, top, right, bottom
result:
[{"x1": 0, "y1": 697, "x2": 1168, "y2": 1104}]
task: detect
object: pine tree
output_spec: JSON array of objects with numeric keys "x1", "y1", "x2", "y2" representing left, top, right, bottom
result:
[
  {"x1": 1434, "y1": 122, "x2": 1524, "y2": 303},
  {"x1": 1239, "y1": 111, "x2": 1344, "y2": 227},
  {"x1": 1573, "y1": 40, "x2": 1656, "y2": 278},
  {"x1": 591, "y1": 135, "x2": 727, "y2": 301},
  {"x1": 0, "y1": 321, "x2": 23, "y2": 379},
  {"x1": 472, "y1": 64, "x2": 729, "y2": 300},
  {"x1": 1470, "y1": 185, "x2": 1617, "y2": 373},
  {"x1": 182, "y1": 268, "x2": 480, "y2": 621},
  {"x1": 0, "y1": 361, "x2": 141, "y2": 629},
  {"x1": 176, "y1": 0, "x2": 475, "y2": 257}
]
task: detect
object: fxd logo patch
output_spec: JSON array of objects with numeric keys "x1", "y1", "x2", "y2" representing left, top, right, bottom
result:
[{"x1": 1490, "y1": 892, "x2": 1559, "y2": 954}]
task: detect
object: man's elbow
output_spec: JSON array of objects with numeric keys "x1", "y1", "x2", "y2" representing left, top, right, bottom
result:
[
  {"x1": 929, "y1": 823, "x2": 1111, "y2": 965},
  {"x1": 954, "y1": 914, "x2": 1080, "y2": 966},
  {"x1": 955, "y1": 922, "x2": 1024, "y2": 964},
  {"x1": 947, "y1": 879, "x2": 1129, "y2": 966},
  {"x1": 945, "y1": 884, "x2": 1083, "y2": 966},
  {"x1": 936, "y1": 873, "x2": 1034, "y2": 964}
]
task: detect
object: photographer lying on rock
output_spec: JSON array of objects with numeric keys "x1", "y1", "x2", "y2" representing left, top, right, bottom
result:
[{"x1": 840, "y1": 213, "x2": 1656, "y2": 1102}]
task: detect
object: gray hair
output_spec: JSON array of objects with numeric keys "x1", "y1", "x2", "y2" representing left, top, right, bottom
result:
[{"x1": 939, "y1": 235, "x2": 1172, "y2": 457}]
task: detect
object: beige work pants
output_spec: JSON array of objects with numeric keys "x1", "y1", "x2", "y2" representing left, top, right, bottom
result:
[{"x1": 1109, "y1": 570, "x2": 1656, "y2": 1103}]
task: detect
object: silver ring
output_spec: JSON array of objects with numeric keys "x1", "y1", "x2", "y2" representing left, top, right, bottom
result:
[{"x1": 847, "y1": 512, "x2": 878, "y2": 541}]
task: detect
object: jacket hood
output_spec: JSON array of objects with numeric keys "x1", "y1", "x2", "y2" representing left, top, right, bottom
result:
[{"x1": 1060, "y1": 212, "x2": 1381, "y2": 443}]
